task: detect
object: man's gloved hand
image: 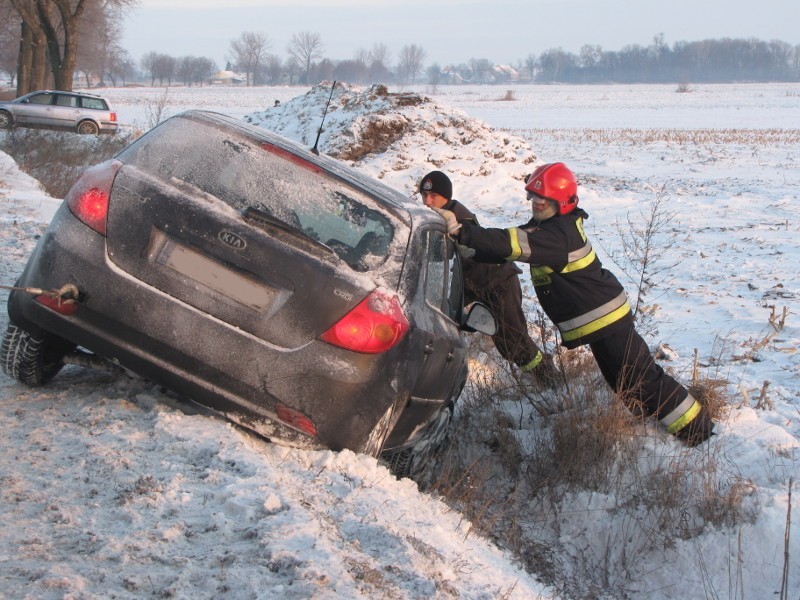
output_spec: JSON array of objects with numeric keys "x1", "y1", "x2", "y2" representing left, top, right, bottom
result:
[
  {"x1": 456, "y1": 243, "x2": 475, "y2": 259},
  {"x1": 431, "y1": 207, "x2": 461, "y2": 236}
]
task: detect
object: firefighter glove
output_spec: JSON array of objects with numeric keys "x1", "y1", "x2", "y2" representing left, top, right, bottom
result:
[
  {"x1": 432, "y1": 207, "x2": 461, "y2": 236},
  {"x1": 456, "y1": 243, "x2": 475, "y2": 259}
]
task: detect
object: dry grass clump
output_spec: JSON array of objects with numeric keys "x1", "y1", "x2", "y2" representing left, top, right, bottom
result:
[
  {"x1": 0, "y1": 128, "x2": 134, "y2": 198},
  {"x1": 423, "y1": 332, "x2": 751, "y2": 596},
  {"x1": 507, "y1": 127, "x2": 800, "y2": 146},
  {"x1": 497, "y1": 90, "x2": 516, "y2": 102}
]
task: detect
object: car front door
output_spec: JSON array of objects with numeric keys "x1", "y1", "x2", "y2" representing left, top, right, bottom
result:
[
  {"x1": 409, "y1": 229, "x2": 468, "y2": 402},
  {"x1": 14, "y1": 92, "x2": 56, "y2": 126}
]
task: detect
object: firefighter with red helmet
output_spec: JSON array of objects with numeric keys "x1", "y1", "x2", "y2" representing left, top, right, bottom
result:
[{"x1": 434, "y1": 162, "x2": 714, "y2": 446}]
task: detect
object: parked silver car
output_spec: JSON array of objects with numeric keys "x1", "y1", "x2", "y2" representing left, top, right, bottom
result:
[{"x1": 0, "y1": 90, "x2": 118, "y2": 135}]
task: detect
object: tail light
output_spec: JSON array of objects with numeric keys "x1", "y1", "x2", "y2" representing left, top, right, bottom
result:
[
  {"x1": 109, "y1": 112, "x2": 117, "y2": 122},
  {"x1": 320, "y1": 288, "x2": 409, "y2": 354},
  {"x1": 65, "y1": 159, "x2": 123, "y2": 236}
]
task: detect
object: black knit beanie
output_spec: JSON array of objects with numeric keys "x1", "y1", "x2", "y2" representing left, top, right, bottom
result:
[{"x1": 419, "y1": 171, "x2": 453, "y2": 200}]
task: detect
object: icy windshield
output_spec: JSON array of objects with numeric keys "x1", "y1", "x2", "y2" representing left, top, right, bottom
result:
[{"x1": 118, "y1": 114, "x2": 394, "y2": 271}]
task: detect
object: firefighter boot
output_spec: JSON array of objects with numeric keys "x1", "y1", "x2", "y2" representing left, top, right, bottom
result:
[{"x1": 520, "y1": 353, "x2": 561, "y2": 390}]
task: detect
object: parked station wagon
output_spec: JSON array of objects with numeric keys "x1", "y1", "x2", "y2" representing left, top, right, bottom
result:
[{"x1": 0, "y1": 90, "x2": 118, "y2": 135}]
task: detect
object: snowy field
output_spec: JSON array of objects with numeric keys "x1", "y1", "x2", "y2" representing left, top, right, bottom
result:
[{"x1": 1, "y1": 82, "x2": 799, "y2": 599}]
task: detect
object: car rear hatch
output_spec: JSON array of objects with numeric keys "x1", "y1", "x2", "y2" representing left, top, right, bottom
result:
[{"x1": 105, "y1": 113, "x2": 408, "y2": 348}]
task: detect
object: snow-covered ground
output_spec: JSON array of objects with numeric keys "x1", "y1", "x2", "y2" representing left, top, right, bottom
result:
[{"x1": 1, "y1": 82, "x2": 799, "y2": 599}]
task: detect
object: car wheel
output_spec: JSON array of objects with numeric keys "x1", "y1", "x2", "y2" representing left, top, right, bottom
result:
[
  {"x1": 1, "y1": 324, "x2": 73, "y2": 386},
  {"x1": 381, "y1": 405, "x2": 453, "y2": 480},
  {"x1": 77, "y1": 120, "x2": 99, "y2": 135},
  {"x1": 0, "y1": 110, "x2": 12, "y2": 129}
]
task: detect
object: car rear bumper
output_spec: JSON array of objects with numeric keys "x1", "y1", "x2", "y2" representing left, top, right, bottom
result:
[{"x1": 8, "y1": 204, "x2": 410, "y2": 453}]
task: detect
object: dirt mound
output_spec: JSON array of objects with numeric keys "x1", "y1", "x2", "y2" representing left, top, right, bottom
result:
[{"x1": 247, "y1": 82, "x2": 538, "y2": 220}]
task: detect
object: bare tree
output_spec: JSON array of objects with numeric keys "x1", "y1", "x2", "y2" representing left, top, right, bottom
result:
[
  {"x1": 141, "y1": 52, "x2": 175, "y2": 86},
  {"x1": 9, "y1": 0, "x2": 136, "y2": 94},
  {"x1": 397, "y1": 44, "x2": 426, "y2": 84},
  {"x1": 284, "y1": 55, "x2": 300, "y2": 85},
  {"x1": 369, "y1": 43, "x2": 390, "y2": 68},
  {"x1": 287, "y1": 31, "x2": 323, "y2": 84},
  {"x1": 368, "y1": 42, "x2": 392, "y2": 82},
  {"x1": 0, "y1": 4, "x2": 21, "y2": 86},
  {"x1": 229, "y1": 31, "x2": 270, "y2": 86},
  {"x1": 107, "y1": 49, "x2": 135, "y2": 86},
  {"x1": 7, "y1": 2, "x2": 48, "y2": 94},
  {"x1": 523, "y1": 52, "x2": 537, "y2": 82},
  {"x1": 140, "y1": 51, "x2": 159, "y2": 86},
  {"x1": 155, "y1": 53, "x2": 176, "y2": 86},
  {"x1": 469, "y1": 57, "x2": 492, "y2": 83},
  {"x1": 263, "y1": 54, "x2": 283, "y2": 84},
  {"x1": 426, "y1": 63, "x2": 441, "y2": 92},
  {"x1": 175, "y1": 55, "x2": 215, "y2": 86},
  {"x1": 76, "y1": 0, "x2": 125, "y2": 86}
]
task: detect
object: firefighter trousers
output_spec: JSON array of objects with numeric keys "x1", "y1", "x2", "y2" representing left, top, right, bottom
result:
[
  {"x1": 465, "y1": 276, "x2": 544, "y2": 369},
  {"x1": 589, "y1": 324, "x2": 687, "y2": 419}
]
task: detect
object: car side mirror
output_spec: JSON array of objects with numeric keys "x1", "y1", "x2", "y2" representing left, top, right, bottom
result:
[{"x1": 461, "y1": 301, "x2": 497, "y2": 336}]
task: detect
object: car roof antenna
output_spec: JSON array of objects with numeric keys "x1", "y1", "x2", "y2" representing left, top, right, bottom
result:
[{"x1": 311, "y1": 81, "x2": 336, "y2": 156}]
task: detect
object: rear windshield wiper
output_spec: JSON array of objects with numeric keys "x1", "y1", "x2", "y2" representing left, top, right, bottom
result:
[{"x1": 243, "y1": 207, "x2": 335, "y2": 256}]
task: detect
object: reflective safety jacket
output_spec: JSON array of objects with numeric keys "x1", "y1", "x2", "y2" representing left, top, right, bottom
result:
[
  {"x1": 444, "y1": 199, "x2": 523, "y2": 293},
  {"x1": 458, "y1": 209, "x2": 634, "y2": 349}
]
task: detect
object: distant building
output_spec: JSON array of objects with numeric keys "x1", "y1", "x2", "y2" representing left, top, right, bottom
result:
[
  {"x1": 493, "y1": 65, "x2": 519, "y2": 83},
  {"x1": 210, "y1": 70, "x2": 246, "y2": 85}
]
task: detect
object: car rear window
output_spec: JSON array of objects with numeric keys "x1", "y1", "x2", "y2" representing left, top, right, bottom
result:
[
  {"x1": 117, "y1": 114, "x2": 395, "y2": 271},
  {"x1": 80, "y1": 97, "x2": 108, "y2": 110}
]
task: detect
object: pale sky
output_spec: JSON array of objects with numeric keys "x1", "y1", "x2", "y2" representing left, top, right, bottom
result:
[{"x1": 122, "y1": 0, "x2": 800, "y2": 69}]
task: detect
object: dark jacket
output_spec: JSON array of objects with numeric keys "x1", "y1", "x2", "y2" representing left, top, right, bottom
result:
[
  {"x1": 445, "y1": 199, "x2": 522, "y2": 293},
  {"x1": 458, "y1": 208, "x2": 633, "y2": 349}
]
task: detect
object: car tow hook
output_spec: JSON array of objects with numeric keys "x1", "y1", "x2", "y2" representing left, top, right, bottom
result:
[{"x1": 0, "y1": 282, "x2": 82, "y2": 307}]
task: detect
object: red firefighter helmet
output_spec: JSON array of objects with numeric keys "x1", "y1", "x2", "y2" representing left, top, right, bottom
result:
[{"x1": 524, "y1": 162, "x2": 579, "y2": 215}]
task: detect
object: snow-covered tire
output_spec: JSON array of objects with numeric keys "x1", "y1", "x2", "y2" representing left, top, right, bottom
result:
[
  {"x1": 1, "y1": 324, "x2": 73, "y2": 386},
  {"x1": 382, "y1": 406, "x2": 453, "y2": 480}
]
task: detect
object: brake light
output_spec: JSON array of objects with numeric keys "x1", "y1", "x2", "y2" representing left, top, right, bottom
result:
[
  {"x1": 320, "y1": 288, "x2": 409, "y2": 354},
  {"x1": 109, "y1": 112, "x2": 117, "y2": 122},
  {"x1": 65, "y1": 160, "x2": 123, "y2": 236},
  {"x1": 261, "y1": 142, "x2": 323, "y2": 173}
]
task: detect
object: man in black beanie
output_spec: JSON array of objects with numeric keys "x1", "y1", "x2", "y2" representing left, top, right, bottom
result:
[{"x1": 418, "y1": 170, "x2": 559, "y2": 389}]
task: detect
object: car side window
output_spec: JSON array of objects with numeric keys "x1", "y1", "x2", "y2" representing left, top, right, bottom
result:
[
  {"x1": 424, "y1": 230, "x2": 463, "y2": 322},
  {"x1": 55, "y1": 95, "x2": 78, "y2": 108},
  {"x1": 28, "y1": 93, "x2": 54, "y2": 105}
]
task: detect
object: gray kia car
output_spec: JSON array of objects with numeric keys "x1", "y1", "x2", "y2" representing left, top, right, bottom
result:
[
  {"x1": 0, "y1": 89, "x2": 118, "y2": 135},
  {"x1": 2, "y1": 110, "x2": 493, "y2": 477}
]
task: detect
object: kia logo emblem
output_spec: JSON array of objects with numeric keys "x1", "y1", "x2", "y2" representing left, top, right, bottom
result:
[{"x1": 218, "y1": 230, "x2": 246, "y2": 250}]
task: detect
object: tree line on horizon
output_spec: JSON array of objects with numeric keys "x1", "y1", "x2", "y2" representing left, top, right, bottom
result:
[{"x1": 1, "y1": 1, "x2": 799, "y2": 95}]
